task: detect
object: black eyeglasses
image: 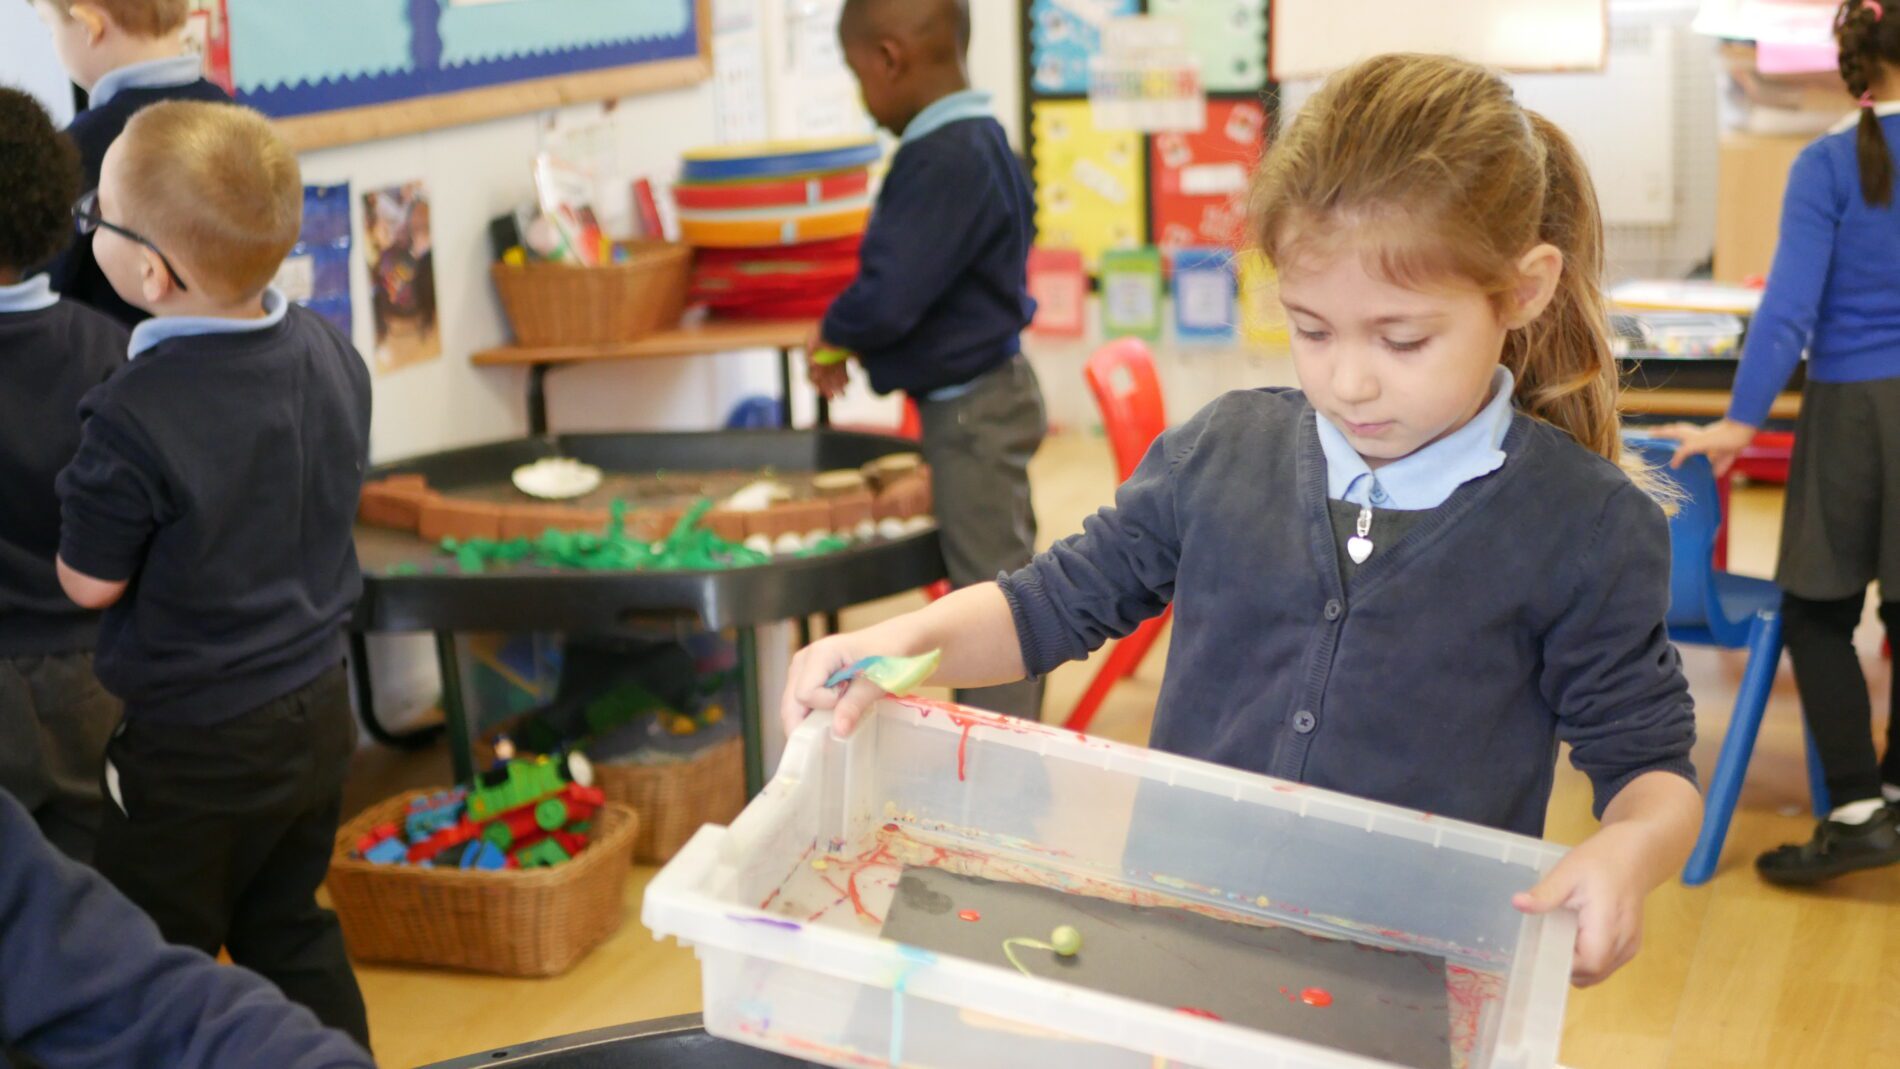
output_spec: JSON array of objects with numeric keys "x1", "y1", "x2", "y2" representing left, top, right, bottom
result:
[{"x1": 72, "y1": 189, "x2": 189, "y2": 293}]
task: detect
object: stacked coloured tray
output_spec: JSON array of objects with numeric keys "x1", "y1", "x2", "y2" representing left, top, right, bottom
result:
[{"x1": 677, "y1": 138, "x2": 882, "y2": 320}]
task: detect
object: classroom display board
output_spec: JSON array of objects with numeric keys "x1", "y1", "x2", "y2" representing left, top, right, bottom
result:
[
  {"x1": 200, "y1": 0, "x2": 711, "y2": 150},
  {"x1": 1021, "y1": 0, "x2": 1271, "y2": 275},
  {"x1": 1020, "y1": 0, "x2": 1272, "y2": 344}
]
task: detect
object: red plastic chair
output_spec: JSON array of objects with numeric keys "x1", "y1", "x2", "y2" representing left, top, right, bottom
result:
[{"x1": 1064, "y1": 339, "x2": 1170, "y2": 733}]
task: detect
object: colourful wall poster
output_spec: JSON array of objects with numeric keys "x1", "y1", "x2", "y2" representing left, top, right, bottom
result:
[
  {"x1": 1029, "y1": 0, "x2": 1138, "y2": 94},
  {"x1": 1150, "y1": 99, "x2": 1266, "y2": 256},
  {"x1": 363, "y1": 181, "x2": 441, "y2": 374},
  {"x1": 1100, "y1": 246, "x2": 1164, "y2": 342},
  {"x1": 274, "y1": 183, "x2": 354, "y2": 339},
  {"x1": 1149, "y1": 0, "x2": 1269, "y2": 93},
  {"x1": 1027, "y1": 247, "x2": 1088, "y2": 338},
  {"x1": 1031, "y1": 100, "x2": 1145, "y2": 273},
  {"x1": 1172, "y1": 247, "x2": 1236, "y2": 343}
]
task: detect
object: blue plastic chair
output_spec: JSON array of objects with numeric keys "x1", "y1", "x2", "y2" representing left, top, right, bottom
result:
[
  {"x1": 724, "y1": 395, "x2": 783, "y2": 430},
  {"x1": 1624, "y1": 436, "x2": 1830, "y2": 885}
]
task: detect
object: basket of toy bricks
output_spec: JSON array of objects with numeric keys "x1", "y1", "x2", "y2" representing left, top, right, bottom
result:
[
  {"x1": 325, "y1": 751, "x2": 640, "y2": 977},
  {"x1": 479, "y1": 632, "x2": 749, "y2": 864}
]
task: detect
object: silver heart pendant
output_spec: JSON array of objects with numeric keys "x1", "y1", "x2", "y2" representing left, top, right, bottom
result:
[{"x1": 1346, "y1": 536, "x2": 1373, "y2": 564}]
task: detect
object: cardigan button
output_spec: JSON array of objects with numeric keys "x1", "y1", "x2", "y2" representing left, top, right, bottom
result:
[
  {"x1": 1293, "y1": 709, "x2": 1317, "y2": 734},
  {"x1": 1324, "y1": 599, "x2": 1342, "y2": 621}
]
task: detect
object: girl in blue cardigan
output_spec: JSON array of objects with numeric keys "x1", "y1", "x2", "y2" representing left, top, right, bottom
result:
[
  {"x1": 1665, "y1": 0, "x2": 1900, "y2": 885},
  {"x1": 786, "y1": 53, "x2": 1705, "y2": 987}
]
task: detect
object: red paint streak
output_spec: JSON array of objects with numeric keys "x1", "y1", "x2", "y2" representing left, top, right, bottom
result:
[
  {"x1": 759, "y1": 887, "x2": 781, "y2": 910},
  {"x1": 1175, "y1": 1006, "x2": 1222, "y2": 1020},
  {"x1": 882, "y1": 822, "x2": 900, "y2": 833},
  {"x1": 843, "y1": 842, "x2": 894, "y2": 923},
  {"x1": 958, "y1": 909, "x2": 982, "y2": 922},
  {"x1": 1300, "y1": 987, "x2": 1333, "y2": 1008},
  {"x1": 1074, "y1": 730, "x2": 1089, "y2": 743},
  {"x1": 953, "y1": 719, "x2": 975, "y2": 780}
]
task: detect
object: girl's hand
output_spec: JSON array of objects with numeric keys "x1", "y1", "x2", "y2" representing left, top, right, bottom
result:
[
  {"x1": 780, "y1": 632, "x2": 890, "y2": 739},
  {"x1": 1511, "y1": 823, "x2": 1652, "y2": 986},
  {"x1": 1647, "y1": 419, "x2": 1757, "y2": 478}
]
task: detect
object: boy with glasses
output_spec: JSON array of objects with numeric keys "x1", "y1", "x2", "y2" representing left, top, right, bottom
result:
[{"x1": 55, "y1": 100, "x2": 372, "y2": 1048}]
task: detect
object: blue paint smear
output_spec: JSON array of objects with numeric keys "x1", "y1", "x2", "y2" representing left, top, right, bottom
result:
[{"x1": 727, "y1": 914, "x2": 802, "y2": 932}]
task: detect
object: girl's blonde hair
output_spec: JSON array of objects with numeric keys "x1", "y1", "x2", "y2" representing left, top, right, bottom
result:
[{"x1": 1252, "y1": 53, "x2": 1653, "y2": 490}]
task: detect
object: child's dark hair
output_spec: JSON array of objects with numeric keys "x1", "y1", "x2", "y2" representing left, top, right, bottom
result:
[
  {"x1": 840, "y1": 0, "x2": 970, "y2": 56},
  {"x1": 1836, "y1": 0, "x2": 1900, "y2": 206},
  {"x1": 0, "y1": 87, "x2": 80, "y2": 272}
]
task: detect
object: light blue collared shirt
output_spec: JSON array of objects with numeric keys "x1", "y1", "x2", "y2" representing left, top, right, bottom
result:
[
  {"x1": 1315, "y1": 366, "x2": 1516, "y2": 510},
  {"x1": 0, "y1": 275, "x2": 59, "y2": 315},
  {"x1": 901, "y1": 89, "x2": 994, "y2": 145},
  {"x1": 89, "y1": 55, "x2": 205, "y2": 110},
  {"x1": 129, "y1": 287, "x2": 289, "y2": 360}
]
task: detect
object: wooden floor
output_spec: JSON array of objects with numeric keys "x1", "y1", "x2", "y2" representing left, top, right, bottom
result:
[{"x1": 343, "y1": 433, "x2": 1899, "y2": 1069}]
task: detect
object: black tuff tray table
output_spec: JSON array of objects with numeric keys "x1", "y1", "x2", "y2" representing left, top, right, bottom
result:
[{"x1": 348, "y1": 430, "x2": 944, "y2": 791}]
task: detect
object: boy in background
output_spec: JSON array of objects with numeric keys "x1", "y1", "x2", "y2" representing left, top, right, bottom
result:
[
  {"x1": 56, "y1": 100, "x2": 372, "y2": 1047},
  {"x1": 30, "y1": 0, "x2": 231, "y2": 325},
  {"x1": 814, "y1": 0, "x2": 1047, "y2": 719},
  {"x1": 0, "y1": 87, "x2": 126, "y2": 864}
]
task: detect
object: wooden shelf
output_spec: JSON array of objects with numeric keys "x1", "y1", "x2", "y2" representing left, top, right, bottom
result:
[
  {"x1": 1622, "y1": 387, "x2": 1800, "y2": 421},
  {"x1": 471, "y1": 319, "x2": 817, "y2": 367}
]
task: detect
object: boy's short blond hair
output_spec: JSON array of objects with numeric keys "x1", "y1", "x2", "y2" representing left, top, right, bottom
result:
[
  {"x1": 114, "y1": 101, "x2": 301, "y2": 303},
  {"x1": 32, "y1": 0, "x2": 188, "y2": 38}
]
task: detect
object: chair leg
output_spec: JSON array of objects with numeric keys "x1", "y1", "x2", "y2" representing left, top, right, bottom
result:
[
  {"x1": 1116, "y1": 607, "x2": 1171, "y2": 677},
  {"x1": 1062, "y1": 610, "x2": 1171, "y2": 734},
  {"x1": 1803, "y1": 723, "x2": 1832, "y2": 819},
  {"x1": 1683, "y1": 609, "x2": 1783, "y2": 886}
]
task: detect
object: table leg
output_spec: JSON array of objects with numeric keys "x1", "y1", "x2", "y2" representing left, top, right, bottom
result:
[
  {"x1": 777, "y1": 348, "x2": 795, "y2": 429},
  {"x1": 434, "y1": 631, "x2": 476, "y2": 784},
  {"x1": 528, "y1": 364, "x2": 551, "y2": 437},
  {"x1": 737, "y1": 625, "x2": 765, "y2": 797},
  {"x1": 348, "y1": 630, "x2": 444, "y2": 750}
]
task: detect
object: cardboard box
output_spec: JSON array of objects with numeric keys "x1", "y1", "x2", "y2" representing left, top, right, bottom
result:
[{"x1": 1715, "y1": 133, "x2": 1809, "y2": 284}]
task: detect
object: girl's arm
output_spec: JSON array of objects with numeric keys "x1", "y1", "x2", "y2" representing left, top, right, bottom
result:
[
  {"x1": 780, "y1": 583, "x2": 1026, "y2": 737},
  {"x1": 780, "y1": 400, "x2": 1208, "y2": 738},
  {"x1": 1512, "y1": 770, "x2": 1701, "y2": 986},
  {"x1": 1533, "y1": 483, "x2": 1702, "y2": 985},
  {"x1": 1658, "y1": 143, "x2": 1842, "y2": 475}
]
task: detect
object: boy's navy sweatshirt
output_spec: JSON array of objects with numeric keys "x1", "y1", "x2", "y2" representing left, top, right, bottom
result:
[
  {"x1": 821, "y1": 98, "x2": 1036, "y2": 397},
  {"x1": 57, "y1": 298, "x2": 371, "y2": 722},
  {"x1": 0, "y1": 281, "x2": 126, "y2": 655},
  {"x1": 999, "y1": 389, "x2": 1699, "y2": 837},
  {"x1": 0, "y1": 789, "x2": 373, "y2": 1068},
  {"x1": 50, "y1": 75, "x2": 232, "y2": 327}
]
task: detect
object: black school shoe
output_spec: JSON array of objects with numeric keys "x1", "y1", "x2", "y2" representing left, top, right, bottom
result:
[{"x1": 1756, "y1": 804, "x2": 1900, "y2": 886}]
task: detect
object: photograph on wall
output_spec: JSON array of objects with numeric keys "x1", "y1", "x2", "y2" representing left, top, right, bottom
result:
[{"x1": 362, "y1": 181, "x2": 441, "y2": 373}]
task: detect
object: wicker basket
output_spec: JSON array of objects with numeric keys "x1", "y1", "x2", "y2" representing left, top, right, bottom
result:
[
  {"x1": 595, "y1": 733, "x2": 746, "y2": 864},
  {"x1": 490, "y1": 241, "x2": 691, "y2": 346},
  {"x1": 326, "y1": 790, "x2": 639, "y2": 976}
]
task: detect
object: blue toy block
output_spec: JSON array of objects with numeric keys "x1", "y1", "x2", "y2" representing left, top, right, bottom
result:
[
  {"x1": 363, "y1": 838, "x2": 409, "y2": 865},
  {"x1": 460, "y1": 841, "x2": 507, "y2": 871}
]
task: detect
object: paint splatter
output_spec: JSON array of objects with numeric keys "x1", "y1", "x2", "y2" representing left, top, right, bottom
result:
[
  {"x1": 727, "y1": 914, "x2": 802, "y2": 932},
  {"x1": 958, "y1": 909, "x2": 982, "y2": 922},
  {"x1": 1300, "y1": 987, "x2": 1333, "y2": 1008},
  {"x1": 1175, "y1": 1006, "x2": 1222, "y2": 1020},
  {"x1": 811, "y1": 858, "x2": 829, "y2": 871}
]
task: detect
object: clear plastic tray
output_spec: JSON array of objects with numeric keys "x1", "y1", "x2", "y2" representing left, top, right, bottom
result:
[{"x1": 645, "y1": 699, "x2": 1575, "y2": 1069}]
